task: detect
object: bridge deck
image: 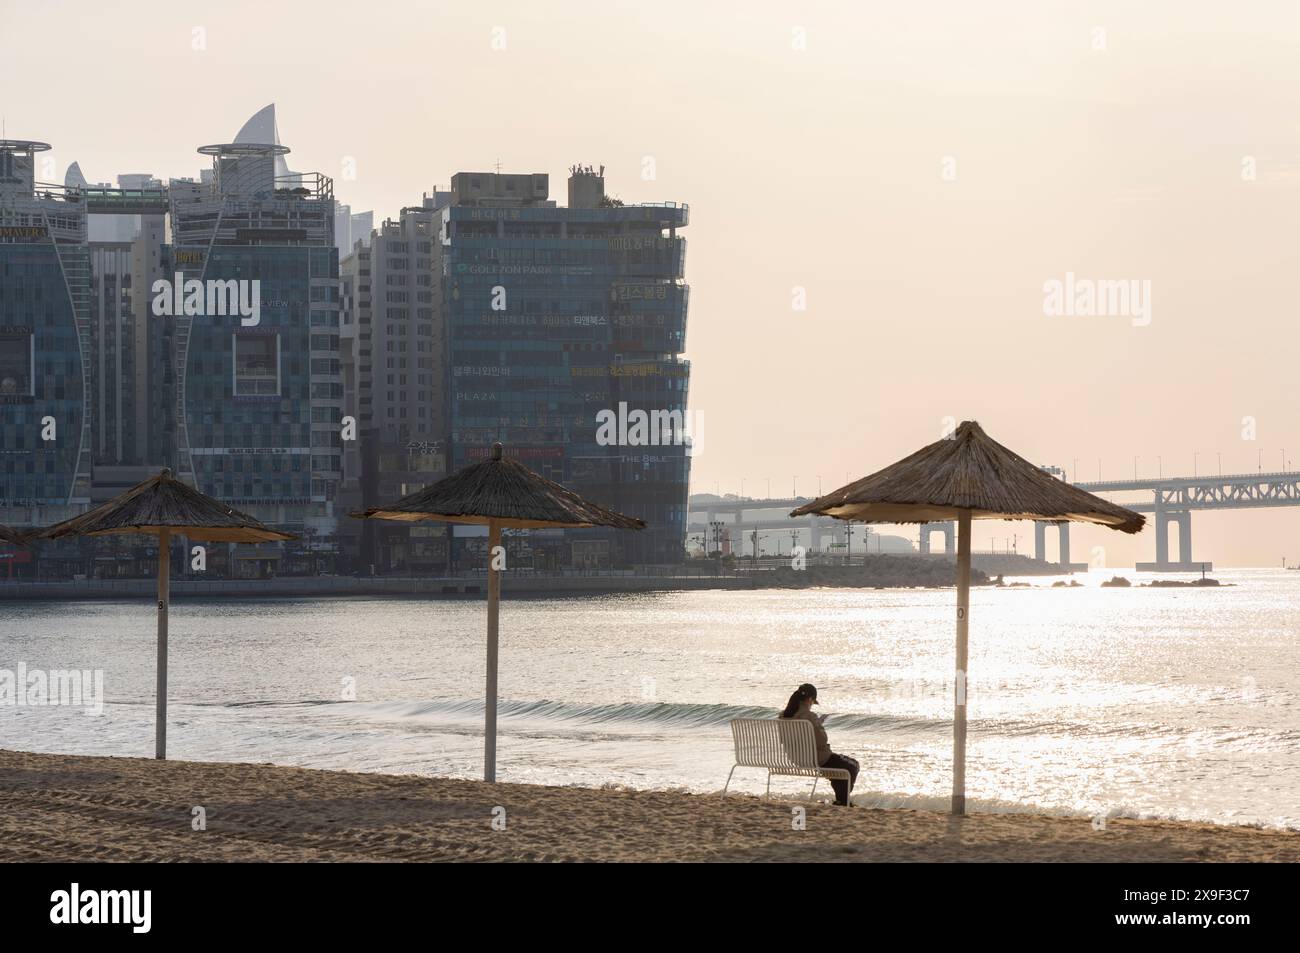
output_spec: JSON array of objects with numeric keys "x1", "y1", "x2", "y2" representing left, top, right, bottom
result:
[
  {"x1": 1077, "y1": 471, "x2": 1300, "y2": 511},
  {"x1": 83, "y1": 187, "x2": 170, "y2": 215}
]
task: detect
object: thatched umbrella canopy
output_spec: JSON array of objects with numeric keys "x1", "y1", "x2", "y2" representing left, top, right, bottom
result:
[
  {"x1": 352, "y1": 443, "x2": 645, "y2": 781},
  {"x1": 29, "y1": 468, "x2": 295, "y2": 759},
  {"x1": 792, "y1": 420, "x2": 1144, "y2": 814},
  {"x1": 0, "y1": 525, "x2": 29, "y2": 583}
]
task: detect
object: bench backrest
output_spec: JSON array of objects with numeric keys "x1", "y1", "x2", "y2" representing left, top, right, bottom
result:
[{"x1": 730, "y1": 717, "x2": 820, "y2": 770}]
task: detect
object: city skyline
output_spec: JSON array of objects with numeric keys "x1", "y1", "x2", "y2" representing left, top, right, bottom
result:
[
  {"x1": 4, "y1": 0, "x2": 1300, "y2": 565},
  {"x1": 0, "y1": 100, "x2": 695, "y2": 574}
]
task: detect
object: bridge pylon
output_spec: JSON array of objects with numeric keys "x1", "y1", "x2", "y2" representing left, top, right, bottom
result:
[
  {"x1": 1136, "y1": 506, "x2": 1212, "y2": 572},
  {"x1": 1032, "y1": 521, "x2": 1089, "y2": 571},
  {"x1": 918, "y1": 521, "x2": 954, "y2": 556}
]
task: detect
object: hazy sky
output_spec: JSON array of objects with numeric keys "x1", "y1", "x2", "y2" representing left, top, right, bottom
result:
[{"x1": 4, "y1": 0, "x2": 1299, "y2": 565}]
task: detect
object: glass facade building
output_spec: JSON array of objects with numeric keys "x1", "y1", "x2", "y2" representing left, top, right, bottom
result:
[
  {"x1": 438, "y1": 170, "x2": 691, "y2": 566},
  {"x1": 89, "y1": 241, "x2": 138, "y2": 464},
  {"x1": 168, "y1": 143, "x2": 342, "y2": 555},
  {"x1": 0, "y1": 140, "x2": 91, "y2": 523}
]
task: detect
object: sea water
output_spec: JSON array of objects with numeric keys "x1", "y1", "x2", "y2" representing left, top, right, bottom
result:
[{"x1": 1, "y1": 568, "x2": 1296, "y2": 828}]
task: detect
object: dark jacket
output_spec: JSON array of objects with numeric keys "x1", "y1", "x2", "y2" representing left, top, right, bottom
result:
[{"x1": 792, "y1": 708, "x2": 831, "y2": 765}]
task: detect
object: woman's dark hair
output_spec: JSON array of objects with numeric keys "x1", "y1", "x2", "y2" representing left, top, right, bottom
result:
[{"x1": 780, "y1": 683, "x2": 818, "y2": 719}]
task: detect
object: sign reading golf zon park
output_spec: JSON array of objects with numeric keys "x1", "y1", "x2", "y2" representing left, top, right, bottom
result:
[{"x1": 151, "y1": 273, "x2": 260, "y2": 326}]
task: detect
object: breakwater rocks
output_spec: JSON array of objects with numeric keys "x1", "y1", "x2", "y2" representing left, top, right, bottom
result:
[
  {"x1": 752, "y1": 556, "x2": 990, "y2": 589},
  {"x1": 1099, "y1": 575, "x2": 1223, "y2": 588}
]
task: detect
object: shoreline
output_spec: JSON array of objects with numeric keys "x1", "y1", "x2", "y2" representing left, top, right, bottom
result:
[
  {"x1": 0, "y1": 574, "x2": 754, "y2": 601},
  {"x1": 2, "y1": 749, "x2": 1296, "y2": 862},
  {"x1": 0, "y1": 563, "x2": 1223, "y2": 601}
]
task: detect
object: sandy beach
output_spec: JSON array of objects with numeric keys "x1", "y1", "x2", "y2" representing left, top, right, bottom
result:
[{"x1": 1, "y1": 749, "x2": 1296, "y2": 862}]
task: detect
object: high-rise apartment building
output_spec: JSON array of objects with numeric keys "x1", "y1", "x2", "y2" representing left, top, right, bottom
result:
[
  {"x1": 334, "y1": 204, "x2": 375, "y2": 257},
  {"x1": 167, "y1": 137, "x2": 342, "y2": 558},
  {"x1": 0, "y1": 139, "x2": 92, "y2": 526},
  {"x1": 338, "y1": 234, "x2": 371, "y2": 564},
  {"x1": 78, "y1": 169, "x2": 168, "y2": 468},
  {"x1": 128, "y1": 195, "x2": 170, "y2": 468},
  {"x1": 339, "y1": 194, "x2": 448, "y2": 571},
  {"x1": 88, "y1": 239, "x2": 136, "y2": 463},
  {"x1": 437, "y1": 167, "x2": 690, "y2": 566}
]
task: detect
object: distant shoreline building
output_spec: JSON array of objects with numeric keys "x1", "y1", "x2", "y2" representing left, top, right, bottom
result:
[
  {"x1": 167, "y1": 133, "x2": 342, "y2": 568},
  {"x1": 88, "y1": 238, "x2": 136, "y2": 462},
  {"x1": 437, "y1": 167, "x2": 691, "y2": 566},
  {"x1": 339, "y1": 193, "x2": 449, "y2": 571},
  {"x1": 1, "y1": 121, "x2": 695, "y2": 574},
  {"x1": 334, "y1": 204, "x2": 374, "y2": 258},
  {"x1": 80, "y1": 171, "x2": 167, "y2": 468},
  {"x1": 0, "y1": 139, "x2": 92, "y2": 525}
]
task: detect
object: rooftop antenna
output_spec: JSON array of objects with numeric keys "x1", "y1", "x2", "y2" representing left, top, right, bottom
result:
[{"x1": 493, "y1": 158, "x2": 502, "y2": 174}]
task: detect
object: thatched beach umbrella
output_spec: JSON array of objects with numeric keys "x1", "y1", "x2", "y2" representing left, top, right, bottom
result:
[
  {"x1": 792, "y1": 421, "x2": 1143, "y2": 814},
  {"x1": 0, "y1": 524, "x2": 28, "y2": 580},
  {"x1": 352, "y1": 442, "x2": 645, "y2": 781},
  {"x1": 29, "y1": 468, "x2": 294, "y2": 759}
]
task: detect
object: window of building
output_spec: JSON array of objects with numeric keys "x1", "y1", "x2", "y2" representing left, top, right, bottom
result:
[
  {"x1": 232, "y1": 334, "x2": 280, "y2": 396},
  {"x1": 0, "y1": 330, "x2": 33, "y2": 397}
]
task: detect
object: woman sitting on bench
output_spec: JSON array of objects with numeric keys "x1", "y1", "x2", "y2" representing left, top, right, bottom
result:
[{"x1": 779, "y1": 683, "x2": 859, "y2": 806}]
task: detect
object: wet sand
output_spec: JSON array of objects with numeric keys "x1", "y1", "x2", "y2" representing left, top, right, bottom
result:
[{"x1": 1, "y1": 749, "x2": 1295, "y2": 862}]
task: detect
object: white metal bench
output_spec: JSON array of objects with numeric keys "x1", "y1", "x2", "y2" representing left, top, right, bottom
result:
[{"x1": 723, "y1": 717, "x2": 852, "y2": 801}]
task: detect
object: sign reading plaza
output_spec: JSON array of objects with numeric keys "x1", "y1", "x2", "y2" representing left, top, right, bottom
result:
[{"x1": 151, "y1": 274, "x2": 261, "y2": 326}]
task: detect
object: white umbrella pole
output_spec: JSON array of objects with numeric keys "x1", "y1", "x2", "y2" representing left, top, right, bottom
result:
[
  {"x1": 951, "y1": 509, "x2": 971, "y2": 814},
  {"x1": 155, "y1": 527, "x2": 170, "y2": 760},
  {"x1": 484, "y1": 519, "x2": 501, "y2": 782}
]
